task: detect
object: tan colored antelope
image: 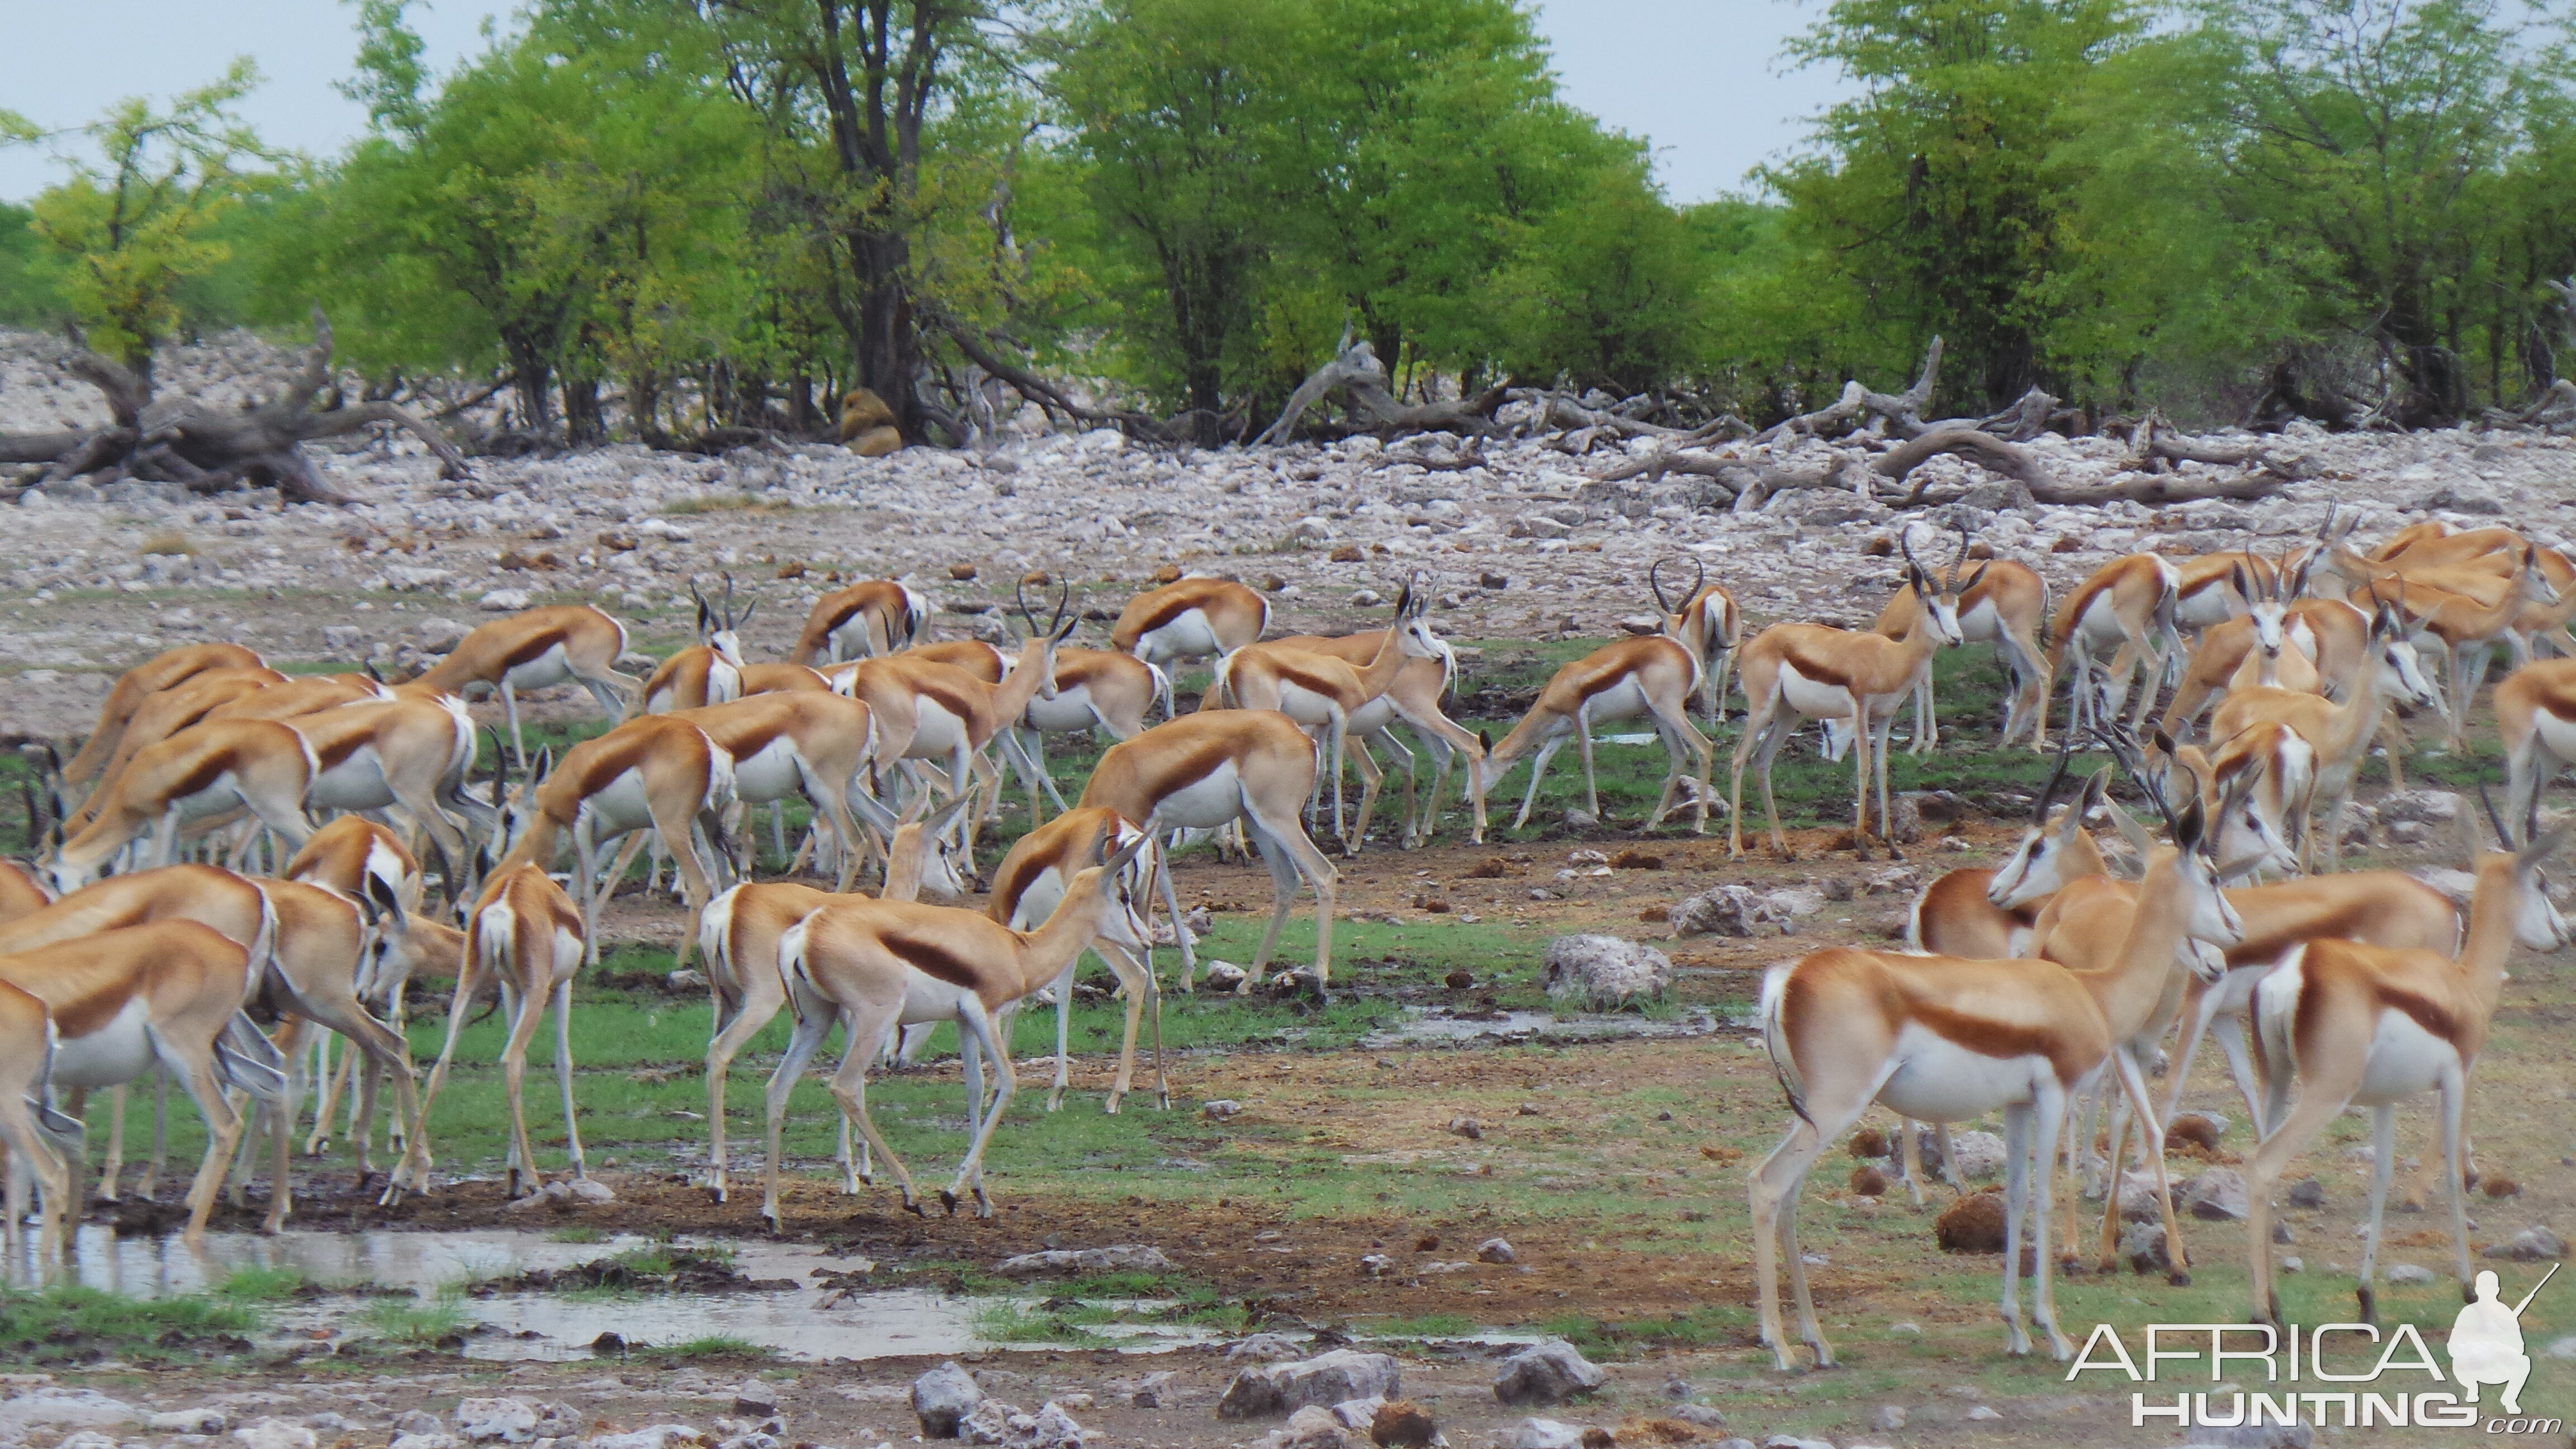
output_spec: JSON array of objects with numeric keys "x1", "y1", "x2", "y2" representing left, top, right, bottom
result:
[
  {"x1": 2158, "y1": 594, "x2": 2368, "y2": 741},
  {"x1": 738, "y1": 662, "x2": 834, "y2": 696},
  {"x1": 405, "y1": 605, "x2": 637, "y2": 765},
  {"x1": 0, "y1": 863, "x2": 51, "y2": 922},
  {"x1": 1650, "y1": 560, "x2": 1742, "y2": 727},
  {"x1": 1078, "y1": 711, "x2": 1336, "y2": 991},
  {"x1": 1862, "y1": 548, "x2": 2051, "y2": 751},
  {"x1": 638, "y1": 579, "x2": 754, "y2": 714},
  {"x1": 1110, "y1": 577, "x2": 1268, "y2": 666},
  {"x1": 404, "y1": 859, "x2": 588, "y2": 1199},
  {"x1": 761, "y1": 834, "x2": 1151, "y2": 1225},
  {"x1": 0, "y1": 918, "x2": 282, "y2": 1244},
  {"x1": 1259, "y1": 632, "x2": 1483, "y2": 846},
  {"x1": 2039, "y1": 552, "x2": 2179, "y2": 740},
  {"x1": 2242, "y1": 821, "x2": 2568, "y2": 1328},
  {"x1": 1750, "y1": 784, "x2": 2239, "y2": 1367},
  {"x1": 58, "y1": 643, "x2": 267, "y2": 792},
  {"x1": 2500, "y1": 658, "x2": 2576, "y2": 835},
  {"x1": 665, "y1": 692, "x2": 880, "y2": 892},
  {"x1": 45, "y1": 719, "x2": 317, "y2": 893},
  {"x1": 2171, "y1": 550, "x2": 2277, "y2": 635},
  {"x1": 789, "y1": 579, "x2": 927, "y2": 665},
  {"x1": 2209, "y1": 593, "x2": 2442, "y2": 869},
  {"x1": 834, "y1": 596, "x2": 1072, "y2": 847},
  {"x1": 489, "y1": 717, "x2": 735, "y2": 963},
  {"x1": 1011, "y1": 648, "x2": 1172, "y2": 821},
  {"x1": 58, "y1": 666, "x2": 288, "y2": 827},
  {"x1": 1205, "y1": 583, "x2": 1442, "y2": 849},
  {"x1": 1729, "y1": 545, "x2": 1977, "y2": 860},
  {"x1": 695, "y1": 792, "x2": 972, "y2": 1205},
  {"x1": 979, "y1": 806, "x2": 1162, "y2": 1113},
  {"x1": 1480, "y1": 636, "x2": 1713, "y2": 837},
  {"x1": 286, "y1": 816, "x2": 422, "y2": 912},
  {"x1": 283, "y1": 694, "x2": 486, "y2": 879},
  {"x1": 0, "y1": 978, "x2": 78, "y2": 1263}
]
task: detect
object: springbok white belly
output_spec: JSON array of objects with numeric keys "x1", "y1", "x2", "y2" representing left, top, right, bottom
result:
[
  {"x1": 2072, "y1": 591, "x2": 2133, "y2": 651},
  {"x1": 1344, "y1": 697, "x2": 1399, "y2": 736},
  {"x1": 502, "y1": 645, "x2": 577, "y2": 692},
  {"x1": 903, "y1": 703, "x2": 971, "y2": 760},
  {"x1": 2354, "y1": 1008, "x2": 2459, "y2": 1106},
  {"x1": 2531, "y1": 709, "x2": 2576, "y2": 762},
  {"x1": 1876, "y1": 1021, "x2": 2051, "y2": 1123},
  {"x1": 310, "y1": 746, "x2": 396, "y2": 813},
  {"x1": 1778, "y1": 665, "x2": 1860, "y2": 721},
  {"x1": 175, "y1": 772, "x2": 254, "y2": 825},
  {"x1": 730, "y1": 738, "x2": 808, "y2": 804},
  {"x1": 1579, "y1": 677, "x2": 1651, "y2": 724},
  {"x1": 1010, "y1": 869, "x2": 1067, "y2": 932},
  {"x1": 1135, "y1": 611, "x2": 1223, "y2": 664},
  {"x1": 1957, "y1": 597, "x2": 2007, "y2": 645},
  {"x1": 1022, "y1": 689, "x2": 1101, "y2": 734},
  {"x1": 1270, "y1": 683, "x2": 1342, "y2": 731},
  {"x1": 580, "y1": 766, "x2": 657, "y2": 836},
  {"x1": 51, "y1": 998, "x2": 157, "y2": 1088},
  {"x1": 2175, "y1": 585, "x2": 2242, "y2": 631},
  {"x1": 1153, "y1": 761, "x2": 1245, "y2": 830}
]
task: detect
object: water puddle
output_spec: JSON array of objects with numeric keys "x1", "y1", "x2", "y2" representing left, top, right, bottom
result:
[
  {"x1": 1361, "y1": 1005, "x2": 1718, "y2": 1048},
  {"x1": 48, "y1": 1226, "x2": 1223, "y2": 1362}
]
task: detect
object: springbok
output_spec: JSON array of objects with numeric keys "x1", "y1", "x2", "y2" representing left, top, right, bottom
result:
[
  {"x1": 404, "y1": 858, "x2": 588, "y2": 1199},
  {"x1": 789, "y1": 579, "x2": 927, "y2": 665},
  {"x1": 1110, "y1": 577, "x2": 1268, "y2": 669},
  {"x1": 760, "y1": 834, "x2": 1151, "y2": 1225},
  {"x1": 1476, "y1": 633, "x2": 1715, "y2": 836},
  {"x1": 1852, "y1": 535, "x2": 2050, "y2": 751},
  {"x1": 45, "y1": 719, "x2": 316, "y2": 893},
  {"x1": 2243, "y1": 811, "x2": 2568, "y2": 1327},
  {"x1": 1729, "y1": 543, "x2": 1978, "y2": 860},
  {"x1": 1259, "y1": 629, "x2": 1484, "y2": 846},
  {"x1": 1079, "y1": 711, "x2": 1336, "y2": 991},
  {"x1": 58, "y1": 643, "x2": 267, "y2": 793},
  {"x1": 638, "y1": 579, "x2": 753, "y2": 714},
  {"x1": 1750, "y1": 764, "x2": 2238, "y2": 1367},
  {"x1": 2038, "y1": 552, "x2": 2179, "y2": 740},
  {"x1": 405, "y1": 605, "x2": 637, "y2": 766}
]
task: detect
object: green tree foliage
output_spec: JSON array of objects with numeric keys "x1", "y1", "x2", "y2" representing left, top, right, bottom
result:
[{"x1": 17, "y1": 60, "x2": 281, "y2": 389}]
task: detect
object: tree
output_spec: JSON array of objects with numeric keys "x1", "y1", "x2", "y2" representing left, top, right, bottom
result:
[
  {"x1": 1481, "y1": 164, "x2": 1707, "y2": 393},
  {"x1": 2187, "y1": 0, "x2": 2573, "y2": 423},
  {"x1": 1765, "y1": 0, "x2": 2147, "y2": 410},
  {"x1": 17, "y1": 60, "x2": 280, "y2": 390}
]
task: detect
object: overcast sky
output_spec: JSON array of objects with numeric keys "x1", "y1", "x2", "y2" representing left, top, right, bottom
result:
[{"x1": 0, "y1": 1, "x2": 1848, "y2": 205}]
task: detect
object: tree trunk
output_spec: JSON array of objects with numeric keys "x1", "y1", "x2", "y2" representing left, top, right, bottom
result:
[{"x1": 564, "y1": 377, "x2": 605, "y2": 446}]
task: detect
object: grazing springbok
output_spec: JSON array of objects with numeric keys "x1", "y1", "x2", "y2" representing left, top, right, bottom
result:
[
  {"x1": 45, "y1": 719, "x2": 317, "y2": 893},
  {"x1": 1078, "y1": 711, "x2": 1336, "y2": 991},
  {"x1": 0, "y1": 978, "x2": 79, "y2": 1263},
  {"x1": 1110, "y1": 577, "x2": 1268, "y2": 669},
  {"x1": 1260, "y1": 629, "x2": 1484, "y2": 846},
  {"x1": 1476, "y1": 624, "x2": 1716, "y2": 836},
  {"x1": 405, "y1": 605, "x2": 637, "y2": 766},
  {"x1": 58, "y1": 643, "x2": 268, "y2": 793},
  {"x1": 761, "y1": 834, "x2": 1151, "y2": 1226},
  {"x1": 790, "y1": 579, "x2": 927, "y2": 665}
]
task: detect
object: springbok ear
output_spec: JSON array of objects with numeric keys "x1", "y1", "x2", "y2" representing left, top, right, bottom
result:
[
  {"x1": 2067, "y1": 767, "x2": 2111, "y2": 830},
  {"x1": 2101, "y1": 795, "x2": 2154, "y2": 858},
  {"x1": 2519, "y1": 825, "x2": 2573, "y2": 870},
  {"x1": 2215, "y1": 851, "x2": 2271, "y2": 884},
  {"x1": 929, "y1": 791, "x2": 975, "y2": 835},
  {"x1": 1106, "y1": 834, "x2": 1151, "y2": 877},
  {"x1": 2457, "y1": 806, "x2": 2489, "y2": 869}
]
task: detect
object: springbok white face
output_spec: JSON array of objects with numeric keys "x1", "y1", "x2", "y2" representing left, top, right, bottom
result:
[
  {"x1": 693, "y1": 578, "x2": 752, "y2": 666},
  {"x1": 1083, "y1": 836, "x2": 1154, "y2": 953},
  {"x1": 2519, "y1": 545, "x2": 2564, "y2": 609},
  {"x1": 1393, "y1": 577, "x2": 1445, "y2": 662},
  {"x1": 2242, "y1": 561, "x2": 2288, "y2": 662},
  {"x1": 1987, "y1": 768, "x2": 2108, "y2": 910},
  {"x1": 2506, "y1": 829, "x2": 2573, "y2": 951},
  {"x1": 1013, "y1": 582, "x2": 1077, "y2": 702}
]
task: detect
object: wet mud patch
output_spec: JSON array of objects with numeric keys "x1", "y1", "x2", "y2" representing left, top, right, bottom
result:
[{"x1": 469, "y1": 1244, "x2": 794, "y2": 1295}]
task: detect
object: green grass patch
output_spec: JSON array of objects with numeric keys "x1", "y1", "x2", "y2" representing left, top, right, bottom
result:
[
  {"x1": 0, "y1": 1284, "x2": 263, "y2": 1358},
  {"x1": 356, "y1": 1290, "x2": 471, "y2": 1344},
  {"x1": 545, "y1": 1225, "x2": 609, "y2": 1244},
  {"x1": 633, "y1": 1335, "x2": 767, "y2": 1359},
  {"x1": 969, "y1": 1300, "x2": 1105, "y2": 1346},
  {"x1": 1365, "y1": 1311, "x2": 1479, "y2": 1338},
  {"x1": 213, "y1": 1267, "x2": 307, "y2": 1301}
]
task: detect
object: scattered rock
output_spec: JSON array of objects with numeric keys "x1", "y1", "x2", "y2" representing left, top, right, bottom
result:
[
  {"x1": 477, "y1": 588, "x2": 535, "y2": 613},
  {"x1": 1491, "y1": 1340, "x2": 1607, "y2": 1407},
  {"x1": 955, "y1": 1398, "x2": 1019, "y2": 1446},
  {"x1": 912, "y1": 1362, "x2": 983, "y2": 1438},
  {"x1": 231, "y1": 1419, "x2": 317, "y2": 1449},
  {"x1": 1872, "y1": 1404, "x2": 1906, "y2": 1431},
  {"x1": 1131, "y1": 1372, "x2": 1175, "y2": 1409},
  {"x1": 1935, "y1": 1191, "x2": 2008, "y2": 1253},
  {"x1": 2388, "y1": 1263, "x2": 2436, "y2": 1285},
  {"x1": 583, "y1": 1430, "x2": 703, "y2": 1449},
  {"x1": 2185, "y1": 1167, "x2": 2250, "y2": 1221},
  {"x1": 2122, "y1": 1221, "x2": 2173, "y2": 1275},
  {"x1": 453, "y1": 1400, "x2": 561, "y2": 1445},
  {"x1": 2485, "y1": 1226, "x2": 2566, "y2": 1261},
  {"x1": 1667, "y1": 1405, "x2": 1726, "y2": 1429},
  {"x1": 1497, "y1": 1420, "x2": 1583, "y2": 1449},
  {"x1": 1668, "y1": 886, "x2": 1781, "y2": 938},
  {"x1": 1217, "y1": 1351, "x2": 1403, "y2": 1420},
  {"x1": 1202, "y1": 1099, "x2": 1244, "y2": 1120},
  {"x1": 1964, "y1": 1405, "x2": 2003, "y2": 1422},
  {"x1": 0, "y1": 1389, "x2": 138, "y2": 1435},
  {"x1": 2166, "y1": 1114, "x2": 2223, "y2": 1152},
  {"x1": 1360, "y1": 1254, "x2": 1393, "y2": 1278},
  {"x1": 1540, "y1": 934, "x2": 1673, "y2": 1007},
  {"x1": 151, "y1": 1410, "x2": 228, "y2": 1435},
  {"x1": 1272, "y1": 1404, "x2": 1355, "y2": 1449},
  {"x1": 1202, "y1": 963, "x2": 1251, "y2": 992},
  {"x1": 1449, "y1": 1116, "x2": 1484, "y2": 1140},
  {"x1": 668, "y1": 969, "x2": 709, "y2": 991},
  {"x1": 2288, "y1": 1177, "x2": 2326, "y2": 1209},
  {"x1": 392, "y1": 1412, "x2": 447, "y2": 1438},
  {"x1": 992, "y1": 1245, "x2": 1176, "y2": 1276},
  {"x1": 1228, "y1": 1333, "x2": 1307, "y2": 1361},
  {"x1": 1476, "y1": 1238, "x2": 1517, "y2": 1265},
  {"x1": 730, "y1": 1383, "x2": 778, "y2": 1418},
  {"x1": 1368, "y1": 1400, "x2": 1436, "y2": 1449}
]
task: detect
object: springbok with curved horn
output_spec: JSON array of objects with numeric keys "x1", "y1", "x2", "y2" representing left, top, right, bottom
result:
[
  {"x1": 2038, "y1": 552, "x2": 2180, "y2": 741},
  {"x1": 1729, "y1": 538, "x2": 1980, "y2": 860},
  {"x1": 790, "y1": 579, "x2": 927, "y2": 665},
  {"x1": 639, "y1": 577, "x2": 754, "y2": 714},
  {"x1": 2243, "y1": 798, "x2": 2569, "y2": 1328},
  {"x1": 1650, "y1": 558, "x2": 1741, "y2": 726},
  {"x1": 1203, "y1": 580, "x2": 1443, "y2": 850},
  {"x1": 1750, "y1": 747, "x2": 2239, "y2": 1368},
  {"x1": 1258, "y1": 626, "x2": 1483, "y2": 847},
  {"x1": 56, "y1": 666, "x2": 288, "y2": 828},
  {"x1": 45, "y1": 719, "x2": 318, "y2": 893}
]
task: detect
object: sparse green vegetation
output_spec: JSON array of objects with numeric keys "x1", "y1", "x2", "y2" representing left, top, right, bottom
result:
[{"x1": 0, "y1": 1284, "x2": 263, "y2": 1359}]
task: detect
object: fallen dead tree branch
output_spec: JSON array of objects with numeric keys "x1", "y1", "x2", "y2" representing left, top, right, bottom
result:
[
  {"x1": 1873, "y1": 422, "x2": 2307, "y2": 508},
  {"x1": 1256, "y1": 334, "x2": 1511, "y2": 444}
]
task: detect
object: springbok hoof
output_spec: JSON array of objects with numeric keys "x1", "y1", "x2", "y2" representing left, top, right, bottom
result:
[
  {"x1": 903, "y1": 1199, "x2": 927, "y2": 1219},
  {"x1": 939, "y1": 1188, "x2": 961, "y2": 1215}
]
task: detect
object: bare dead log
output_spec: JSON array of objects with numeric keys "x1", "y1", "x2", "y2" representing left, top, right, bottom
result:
[
  {"x1": 1729, "y1": 453, "x2": 1864, "y2": 512},
  {"x1": 0, "y1": 311, "x2": 470, "y2": 505},
  {"x1": 2482, "y1": 378, "x2": 2576, "y2": 432},
  {"x1": 1872, "y1": 423, "x2": 2299, "y2": 508},
  {"x1": 1257, "y1": 335, "x2": 1510, "y2": 444},
  {"x1": 1974, "y1": 386, "x2": 2061, "y2": 442},
  {"x1": 1752, "y1": 337, "x2": 1945, "y2": 444},
  {"x1": 1588, "y1": 448, "x2": 1744, "y2": 485}
]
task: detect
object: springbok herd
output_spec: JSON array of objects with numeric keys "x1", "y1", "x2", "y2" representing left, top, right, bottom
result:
[{"x1": 2, "y1": 510, "x2": 2576, "y2": 1365}]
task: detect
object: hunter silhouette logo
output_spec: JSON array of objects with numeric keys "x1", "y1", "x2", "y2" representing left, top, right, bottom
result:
[{"x1": 2450, "y1": 1263, "x2": 2556, "y2": 1417}]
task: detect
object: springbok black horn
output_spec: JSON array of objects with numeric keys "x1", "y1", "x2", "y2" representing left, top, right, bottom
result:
[
  {"x1": 1015, "y1": 579, "x2": 1035, "y2": 631},
  {"x1": 1649, "y1": 560, "x2": 1673, "y2": 615},
  {"x1": 2034, "y1": 735, "x2": 2076, "y2": 826},
  {"x1": 2479, "y1": 779, "x2": 2514, "y2": 850}
]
